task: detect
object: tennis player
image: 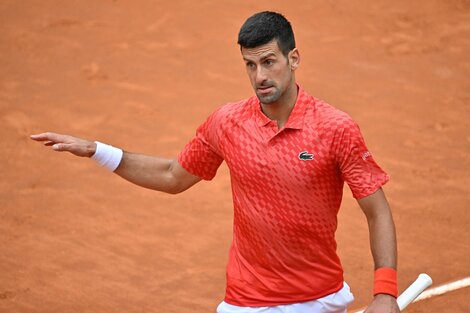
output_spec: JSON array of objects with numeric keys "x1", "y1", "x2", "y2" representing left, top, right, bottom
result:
[{"x1": 31, "y1": 11, "x2": 399, "y2": 313}]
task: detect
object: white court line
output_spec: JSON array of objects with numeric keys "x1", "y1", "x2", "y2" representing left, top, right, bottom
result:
[
  {"x1": 352, "y1": 276, "x2": 470, "y2": 313},
  {"x1": 414, "y1": 276, "x2": 470, "y2": 300}
]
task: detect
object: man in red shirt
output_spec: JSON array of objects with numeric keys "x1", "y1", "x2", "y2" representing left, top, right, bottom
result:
[{"x1": 31, "y1": 11, "x2": 399, "y2": 313}]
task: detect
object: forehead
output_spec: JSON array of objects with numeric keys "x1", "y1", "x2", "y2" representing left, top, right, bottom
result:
[{"x1": 241, "y1": 40, "x2": 282, "y2": 60}]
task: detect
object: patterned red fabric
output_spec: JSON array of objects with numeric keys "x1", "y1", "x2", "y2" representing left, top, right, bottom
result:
[{"x1": 178, "y1": 86, "x2": 390, "y2": 306}]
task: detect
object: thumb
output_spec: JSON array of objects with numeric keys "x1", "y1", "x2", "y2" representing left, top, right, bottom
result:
[{"x1": 52, "y1": 143, "x2": 72, "y2": 152}]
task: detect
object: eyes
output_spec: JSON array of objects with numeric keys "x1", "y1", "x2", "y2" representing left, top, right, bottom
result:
[
  {"x1": 264, "y1": 59, "x2": 275, "y2": 66},
  {"x1": 245, "y1": 58, "x2": 276, "y2": 70}
]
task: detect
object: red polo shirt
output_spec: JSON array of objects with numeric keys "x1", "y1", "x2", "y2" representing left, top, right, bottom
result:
[{"x1": 178, "y1": 86, "x2": 389, "y2": 306}]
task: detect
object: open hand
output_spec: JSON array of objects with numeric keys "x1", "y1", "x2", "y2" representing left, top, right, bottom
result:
[{"x1": 30, "y1": 132, "x2": 96, "y2": 157}]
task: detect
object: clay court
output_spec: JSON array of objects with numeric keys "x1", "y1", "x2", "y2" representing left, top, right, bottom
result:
[{"x1": 1, "y1": 1, "x2": 469, "y2": 312}]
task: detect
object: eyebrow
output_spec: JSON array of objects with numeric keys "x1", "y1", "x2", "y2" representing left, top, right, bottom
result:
[{"x1": 243, "y1": 52, "x2": 277, "y2": 63}]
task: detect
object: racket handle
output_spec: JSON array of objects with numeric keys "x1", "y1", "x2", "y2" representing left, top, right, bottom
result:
[{"x1": 397, "y1": 273, "x2": 433, "y2": 310}]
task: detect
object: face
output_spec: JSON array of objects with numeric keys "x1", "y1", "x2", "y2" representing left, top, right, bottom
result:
[{"x1": 241, "y1": 40, "x2": 299, "y2": 105}]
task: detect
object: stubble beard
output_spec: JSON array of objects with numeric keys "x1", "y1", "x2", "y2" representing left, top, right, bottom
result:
[{"x1": 256, "y1": 86, "x2": 282, "y2": 105}]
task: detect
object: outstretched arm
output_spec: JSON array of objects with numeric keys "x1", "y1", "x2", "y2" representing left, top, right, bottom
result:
[
  {"x1": 358, "y1": 188, "x2": 400, "y2": 313},
  {"x1": 30, "y1": 132, "x2": 201, "y2": 194}
]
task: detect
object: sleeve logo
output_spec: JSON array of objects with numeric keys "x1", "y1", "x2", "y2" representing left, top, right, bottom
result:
[{"x1": 298, "y1": 151, "x2": 315, "y2": 161}]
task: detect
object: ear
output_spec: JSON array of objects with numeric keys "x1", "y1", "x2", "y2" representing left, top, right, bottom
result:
[{"x1": 288, "y1": 48, "x2": 300, "y2": 71}]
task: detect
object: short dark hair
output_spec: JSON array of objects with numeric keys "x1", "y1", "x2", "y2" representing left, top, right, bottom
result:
[{"x1": 238, "y1": 11, "x2": 296, "y2": 56}]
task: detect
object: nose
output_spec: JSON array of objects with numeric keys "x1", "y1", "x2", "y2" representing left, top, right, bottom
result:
[{"x1": 255, "y1": 66, "x2": 268, "y2": 86}]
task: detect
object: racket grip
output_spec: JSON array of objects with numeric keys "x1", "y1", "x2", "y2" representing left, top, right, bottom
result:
[{"x1": 397, "y1": 273, "x2": 433, "y2": 310}]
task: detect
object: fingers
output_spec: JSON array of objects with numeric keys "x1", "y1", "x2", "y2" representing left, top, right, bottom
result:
[
  {"x1": 30, "y1": 132, "x2": 64, "y2": 143},
  {"x1": 31, "y1": 132, "x2": 71, "y2": 152},
  {"x1": 31, "y1": 132, "x2": 96, "y2": 157},
  {"x1": 30, "y1": 132, "x2": 50, "y2": 141}
]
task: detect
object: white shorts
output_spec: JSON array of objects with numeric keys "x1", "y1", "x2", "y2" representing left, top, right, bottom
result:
[{"x1": 216, "y1": 282, "x2": 354, "y2": 313}]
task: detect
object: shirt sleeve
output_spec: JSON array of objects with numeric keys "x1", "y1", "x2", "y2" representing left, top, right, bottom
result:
[
  {"x1": 335, "y1": 117, "x2": 390, "y2": 199},
  {"x1": 177, "y1": 110, "x2": 224, "y2": 181}
]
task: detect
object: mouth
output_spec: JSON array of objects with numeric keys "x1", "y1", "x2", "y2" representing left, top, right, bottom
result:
[{"x1": 257, "y1": 86, "x2": 274, "y2": 95}]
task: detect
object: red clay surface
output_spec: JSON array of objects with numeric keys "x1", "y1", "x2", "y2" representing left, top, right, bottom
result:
[{"x1": 1, "y1": 1, "x2": 469, "y2": 312}]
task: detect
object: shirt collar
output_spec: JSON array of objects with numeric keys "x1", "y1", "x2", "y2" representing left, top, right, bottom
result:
[{"x1": 251, "y1": 85, "x2": 310, "y2": 130}]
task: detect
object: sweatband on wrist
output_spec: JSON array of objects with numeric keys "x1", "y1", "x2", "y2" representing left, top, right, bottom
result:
[
  {"x1": 373, "y1": 267, "x2": 398, "y2": 297},
  {"x1": 91, "y1": 141, "x2": 123, "y2": 172}
]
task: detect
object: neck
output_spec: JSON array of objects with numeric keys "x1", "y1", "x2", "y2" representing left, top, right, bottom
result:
[{"x1": 260, "y1": 83, "x2": 298, "y2": 129}]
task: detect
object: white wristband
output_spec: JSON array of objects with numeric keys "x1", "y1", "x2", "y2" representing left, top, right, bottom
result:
[{"x1": 91, "y1": 141, "x2": 123, "y2": 172}]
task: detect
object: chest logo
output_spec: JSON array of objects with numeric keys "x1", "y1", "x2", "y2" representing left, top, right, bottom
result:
[{"x1": 298, "y1": 151, "x2": 314, "y2": 161}]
